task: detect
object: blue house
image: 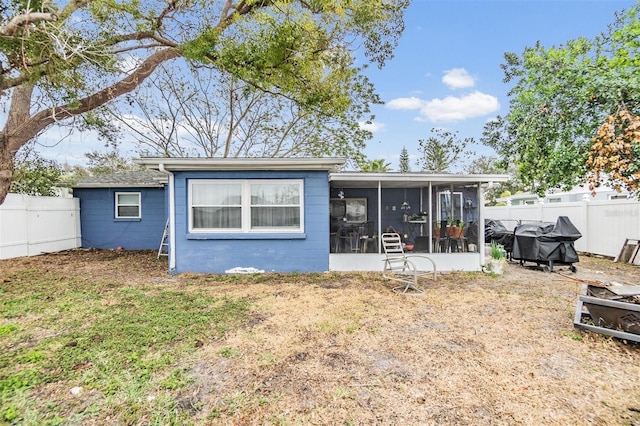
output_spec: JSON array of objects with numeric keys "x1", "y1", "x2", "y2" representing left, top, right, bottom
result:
[{"x1": 73, "y1": 158, "x2": 509, "y2": 274}]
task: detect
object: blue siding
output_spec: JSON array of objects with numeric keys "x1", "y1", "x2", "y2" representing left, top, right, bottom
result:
[
  {"x1": 172, "y1": 171, "x2": 330, "y2": 274},
  {"x1": 75, "y1": 187, "x2": 166, "y2": 250}
]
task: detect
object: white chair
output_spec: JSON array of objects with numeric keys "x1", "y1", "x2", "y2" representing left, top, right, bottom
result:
[{"x1": 381, "y1": 233, "x2": 437, "y2": 294}]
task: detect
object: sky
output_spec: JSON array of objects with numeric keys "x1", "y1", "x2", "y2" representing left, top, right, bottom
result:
[
  {"x1": 360, "y1": 0, "x2": 637, "y2": 170},
  {"x1": 27, "y1": 0, "x2": 638, "y2": 169}
]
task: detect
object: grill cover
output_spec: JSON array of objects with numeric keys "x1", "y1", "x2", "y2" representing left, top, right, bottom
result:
[{"x1": 512, "y1": 216, "x2": 582, "y2": 264}]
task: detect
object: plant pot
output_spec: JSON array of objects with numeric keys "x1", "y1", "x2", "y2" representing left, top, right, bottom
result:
[
  {"x1": 486, "y1": 258, "x2": 507, "y2": 274},
  {"x1": 448, "y1": 226, "x2": 463, "y2": 238}
]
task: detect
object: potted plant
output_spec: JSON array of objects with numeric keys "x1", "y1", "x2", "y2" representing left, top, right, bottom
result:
[
  {"x1": 450, "y1": 220, "x2": 464, "y2": 238},
  {"x1": 446, "y1": 217, "x2": 455, "y2": 236},
  {"x1": 485, "y1": 241, "x2": 507, "y2": 274},
  {"x1": 433, "y1": 221, "x2": 442, "y2": 238}
]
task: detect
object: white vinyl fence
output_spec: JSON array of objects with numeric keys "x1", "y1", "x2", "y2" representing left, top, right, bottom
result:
[
  {"x1": 0, "y1": 194, "x2": 81, "y2": 260},
  {"x1": 486, "y1": 200, "x2": 640, "y2": 258}
]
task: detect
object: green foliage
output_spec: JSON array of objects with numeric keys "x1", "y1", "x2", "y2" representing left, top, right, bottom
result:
[
  {"x1": 398, "y1": 146, "x2": 411, "y2": 172},
  {"x1": 10, "y1": 149, "x2": 63, "y2": 196},
  {"x1": 483, "y1": 3, "x2": 640, "y2": 196},
  {"x1": 1, "y1": 0, "x2": 409, "y2": 203},
  {"x1": 0, "y1": 268, "x2": 251, "y2": 424},
  {"x1": 359, "y1": 158, "x2": 391, "y2": 172},
  {"x1": 490, "y1": 241, "x2": 506, "y2": 260},
  {"x1": 418, "y1": 128, "x2": 475, "y2": 173}
]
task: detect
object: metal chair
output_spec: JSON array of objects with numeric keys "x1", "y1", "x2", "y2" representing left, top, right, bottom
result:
[{"x1": 381, "y1": 233, "x2": 437, "y2": 295}]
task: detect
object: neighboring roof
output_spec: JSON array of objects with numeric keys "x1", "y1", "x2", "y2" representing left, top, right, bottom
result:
[
  {"x1": 73, "y1": 170, "x2": 168, "y2": 188},
  {"x1": 134, "y1": 157, "x2": 347, "y2": 171},
  {"x1": 330, "y1": 172, "x2": 511, "y2": 188}
]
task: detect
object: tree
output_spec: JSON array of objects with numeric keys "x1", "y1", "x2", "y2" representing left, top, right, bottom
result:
[
  {"x1": 463, "y1": 154, "x2": 525, "y2": 205},
  {"x1": 10, "y1": 146, "x2": 63, "y2": 196},
  {"x1": 107, "y1": 62, "x2": 376, "y2": 161},
  {"x1": 483, "y1": 3, "x2": 640, "y2": 196},
  {"x1": 85, "y1": 149, "x2": 141, "y2": 175},
  {"x1": 398, "y1": 146, "x2": 411, "y2": 172},
  {"x1": 586, "y1": 110, "x2": 640, "y2": 198},
  {"x1": 417, "y1": 128, "x2": 475, "y2": 173},
  {"x1": 0, "y1": 0, "x2": 409, "y2": 204},
  {"x1": 358, "y1": 158, "x2": 391, "y2": 172}
]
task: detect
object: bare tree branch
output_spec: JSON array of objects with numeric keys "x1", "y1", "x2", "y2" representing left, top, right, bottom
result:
[
  {"x1": 8, "y1": 48, "x2": 181, "y2": 145},
  {"x1": 0, "y1": 12, "x2": 58, "y2": 36}
]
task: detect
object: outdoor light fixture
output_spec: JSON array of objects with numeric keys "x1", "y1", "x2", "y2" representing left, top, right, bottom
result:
[
  {"x1": 401, "y1": 188, "x2": 411, "y2": 210},
  {"x1": 338, "y1": 189, "x2": 344, "y2": 199}
]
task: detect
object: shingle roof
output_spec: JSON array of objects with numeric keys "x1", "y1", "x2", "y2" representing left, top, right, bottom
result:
[{"x1": 73, "y1": 170, "x2": 167, "y2": 188}]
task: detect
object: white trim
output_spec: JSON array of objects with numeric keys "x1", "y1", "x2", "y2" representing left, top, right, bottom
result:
[
  {"x1": 114, "y1": 192, "x2": 141, "y2": 219},
  {"x1": 136, "y1": 157, "x2": 345, "y2": 171},
  {"x1": 168, "y1": 173, "x2": 176, "y2": 271},
  {"x1": 188, "y1": 179, "x2": 305, "y2": 234}
]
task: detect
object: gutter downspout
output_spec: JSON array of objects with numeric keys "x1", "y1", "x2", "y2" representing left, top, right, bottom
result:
[{"x1": 158, "y1": 163, "x2": 176, "y2": 271}]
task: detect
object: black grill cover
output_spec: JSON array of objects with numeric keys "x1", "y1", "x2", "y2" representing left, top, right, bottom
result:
[
  {"x1": 512, "y1": 216, "x2": 582, "y2": 264},
  {"x1": 484, "y1": 219, "x2": 515, "y2": 253}
]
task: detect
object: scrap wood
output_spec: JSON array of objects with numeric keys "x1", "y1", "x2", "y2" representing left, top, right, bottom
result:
[{"x1": 555, "y1": 272, "x2": 607, "y2": 288}]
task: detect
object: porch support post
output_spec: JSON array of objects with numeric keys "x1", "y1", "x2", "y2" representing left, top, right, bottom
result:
[
  {"x1": 478, "y1": 181, "x2": 485, "y2": 267},
  {"x1": 429, "y1": 181, "x2": 433, "y2": 253},
  {"x1": 377, "y1": 180, "x2": 382, "y2": 254}
]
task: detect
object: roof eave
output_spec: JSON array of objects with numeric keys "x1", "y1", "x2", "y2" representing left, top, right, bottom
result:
[
  {"x1": 73, "y1": 183, "x2": 166, "y2": 189},
  {"x1": 329, "y1": 172, "x2": 511, "y2": 184},
  {"x1": 134, "y1": 157, "x2": 347, "y2": 171}
]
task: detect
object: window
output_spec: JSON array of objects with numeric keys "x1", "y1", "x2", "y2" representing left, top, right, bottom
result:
[
  {"x1": 437, "y1": 191, "x2": 462, "y2": 222},
  {"x1": 115, "y1": 192, "x2": 141, "y2": 218},
  {"x1": 189, "y1": 180, "x2": 303, "y2": 233},
  {"x1": 609, "y1": 194, "x2": 628, "y2": 200},
  {"x1": 330, "y1": 198, "x2": 367, "y2": 223}
]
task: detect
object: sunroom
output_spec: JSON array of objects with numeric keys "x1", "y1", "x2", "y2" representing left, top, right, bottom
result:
[{"x1": 328, "y1": 172, "x2": 510, "y2": 272}]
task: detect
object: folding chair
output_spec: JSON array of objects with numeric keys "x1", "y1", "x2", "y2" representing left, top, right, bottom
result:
[{"x1": 381, "y1": 233, "x2": 437, "y2": 295}]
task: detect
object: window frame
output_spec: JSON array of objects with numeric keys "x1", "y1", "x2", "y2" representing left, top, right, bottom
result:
[
  {"x1": 114, "y1": 192, "x2": 141, "y2": 219},
  {"x1": 188, "y1": 179, "x2": 304, "y2": 234}
]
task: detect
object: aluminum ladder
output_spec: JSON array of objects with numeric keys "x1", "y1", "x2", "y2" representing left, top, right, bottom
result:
[{"x1": 157, "y1": 219, "x2": 169, "y2": 259}]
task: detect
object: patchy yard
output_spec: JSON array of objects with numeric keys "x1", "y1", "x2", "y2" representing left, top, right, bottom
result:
[{"x1": 1, "y1": 250, "x2": 639, "y2": 425}]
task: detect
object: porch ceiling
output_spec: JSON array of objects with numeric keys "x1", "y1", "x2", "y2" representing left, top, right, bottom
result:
[{"x1": 329, "y1": 172, "x2": 510, "y2": 188}]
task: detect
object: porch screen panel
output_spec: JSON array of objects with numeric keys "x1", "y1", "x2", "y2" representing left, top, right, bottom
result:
[
  {"x1": 191, "y1": 182, "x2": 242, "y2": 229},
  {"x1": 250, "y1": 182, "x2": 301, "y2": 229}
]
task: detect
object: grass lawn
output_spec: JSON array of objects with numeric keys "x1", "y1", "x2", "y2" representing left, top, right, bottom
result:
[{"x1": 1, "y1": 249, "x2": 639, "y2": 425}]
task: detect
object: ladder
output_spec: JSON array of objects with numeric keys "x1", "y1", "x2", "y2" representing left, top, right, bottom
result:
[{"x1": 157, "y1": 219, "x2": 169, "y2": 259}]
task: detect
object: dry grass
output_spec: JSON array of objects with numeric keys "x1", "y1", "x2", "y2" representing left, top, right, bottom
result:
[{"x1": 1, "y1": 250, "x2": 639, "y2": 425}]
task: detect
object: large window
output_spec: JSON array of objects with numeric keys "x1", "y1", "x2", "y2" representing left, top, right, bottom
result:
[
  {"x1": 115, "y1": 192, "x2": 141, "y2": 219},
  {"x1": 190, "y1": 180, "x2": 303, "y2": 233}
]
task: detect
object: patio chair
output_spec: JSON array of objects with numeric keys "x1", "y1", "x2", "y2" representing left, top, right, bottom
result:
[{"x1": 381, "y1": 233, "x2": 437, "y2": 295}]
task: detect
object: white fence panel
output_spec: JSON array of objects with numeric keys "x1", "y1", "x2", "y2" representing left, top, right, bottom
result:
[
  {"x1": 486, "y1": 200, "x2": 640, "y2": 258},
  {"x1": 0, "y1": 194, "x2": 81, "y2": 259}
]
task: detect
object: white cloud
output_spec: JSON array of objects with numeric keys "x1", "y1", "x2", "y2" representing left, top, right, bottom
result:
[
  {"x1": 359, "y1": 121, "x2": 384, "y2": 132},
  {"x1": 442, "y1": 68, "x2": 475, "y2": 89},
  {"x1": 420, "y1": 91, "x2": 499, "y2": 122},
  {"x1": 116, "y1": 54, "x2": 142, "y2": 73},
  {"x1": 386, "y1": 91, "x2": 499, "y2": 123},
  {"x1": 386, "y1": 97, "x2": 424, "y2": 110}
]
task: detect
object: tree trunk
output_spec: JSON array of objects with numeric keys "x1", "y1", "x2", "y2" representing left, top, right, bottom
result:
[{"x1": 0, "y1": 143, "x2": 14, "y2": 205}]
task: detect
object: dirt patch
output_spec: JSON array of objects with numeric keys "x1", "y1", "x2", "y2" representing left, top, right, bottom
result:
[{"x1": 1, "y1": 249, "x2": 639, "y2": 425}]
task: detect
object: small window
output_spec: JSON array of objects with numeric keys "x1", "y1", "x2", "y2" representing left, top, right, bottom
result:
[
  {"x1": 609, "y1": 194, "x2": 628, "y2": 200},
  {"x1": 115, "y1": 192, "x2": 141, "y2": 218},
  {"x1": 548, "y1": 197, "x2": 562, "y2": 203}
]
